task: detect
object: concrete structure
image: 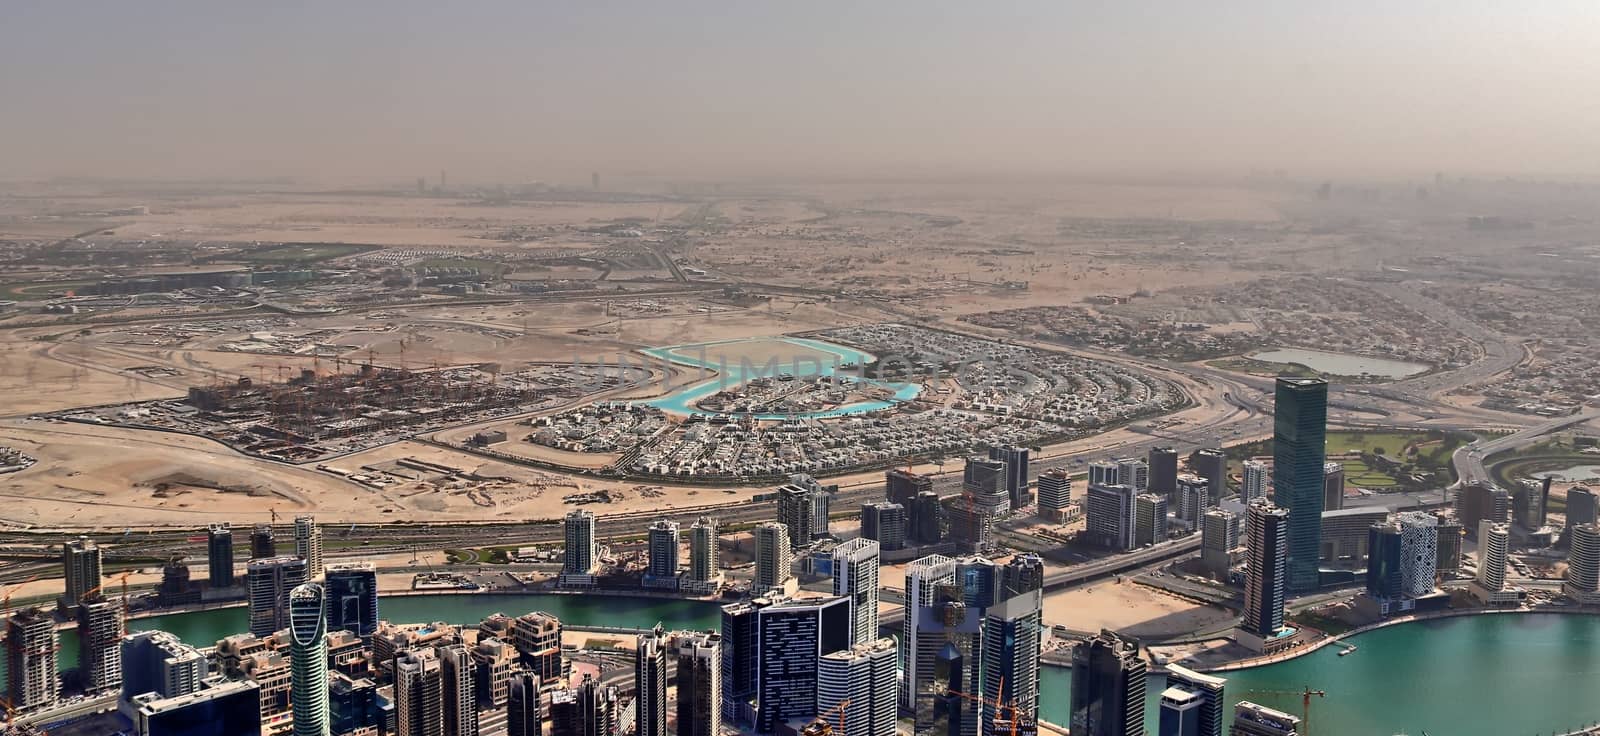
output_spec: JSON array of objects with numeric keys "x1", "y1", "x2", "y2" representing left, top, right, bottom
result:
[
  {"x1": 77, "y1": 596, "x2": 124, "y2": 694},
  {"x1": 720, "y1": 598, "x2": 769, "y2": 723},
  {"x1": 1085, "y1": 483, "x2": 1136, "y2": 551},
  {"x1": 1513, "y1": 477, "x2": 1550, "y2": 530},
  {"x1": 563, "y1": 510, "x2": 598, "y2": 584},
  {"x1": 1149, "y1": 446, "x2": 1179, "y2": 498},
  {"x1": 901, "y1": 555, "x2": 956, "y2": 711},
  {"x1": 963, "y1": 457, "x2": 1010, "y2": 510},
  {"x1": 645, "y1": 520, "x2": 680, "y2": 589},
  {"x1": 817, "y1": 638, "x2": 898, "y2": 736},
  {"x1": 755, "y1": 595, "x2": 851, "y2": 733},
  {"x1": 1273, "y1": 377, "x2": 1328, "y2": 593},
  {"x1": 1177, "y1": 474, "x2": 1211, "y2": 528},
  {"x1": 989, "y1": 444, "x2": 1032, "y2": 508},
  {"x1": 909, "y1": 490, "x2": 945, "y2": 544},
  {"x1": 325, "y1": 562, "x2": 379, "y2": 640},
  {"x1": 1240, "y1": 460, "x2": 1268, "y2": 504},
  {"x1": 688, "y1": 516, "x2": 720, "y2": 585},
  {"x1": 1470, "y1": 521, "x2": 1524, "y2": 605},
  {"x1": 1456, "y1": 481, "x2": 1512, "y2": 536},
  {"x1": 1322, "y1": 462, "x2": 1345, "y2": 511},
  {"x1": 1318, "y1": 507, "x2": 1390, "y2": 568},
  {"x1": 1135, "y1": 493, "x2": 1169, "y2": 546},
  {"x1": 778, "y1": 483, "x2": 823, "y2": 549},
  {"x1": 860, "y1": 502, "x2": 907, "y2": 551},
  {"x1": 61, "y1": 536, "x2": 102, "y2": 611},
  {"x1": 1565, "y1": 523, "x2": 1600, "y2": 605},
  {"x1": 1192, "y1": 448, "x2": 1228, "y2": 503},
  {"x1": 1036, "y1": 469, "x2": 1072, "y2": 522},
  {"x1": 122, "y1": 630, "x2": 205, "y2": 701},
  {"x1": 294, "y1": 515, "x2": 323, "y2": 579},
  {"x1": 1239, "y1": 501, "x2": 1289, "y2": 652},
  {"x1": 1435, "y1": 516, "x2": 1464, "y2": 577},
  {"x1": 1070, "y1": 630, "x2": 1146, "y2": 736},
  {"x1": 1230, "y1": 701, "x2": 1301, "y2": 736},
  {"x1": 1165, "y1": 664, "x2": 1226, "y2": 736},
  {"x1": 754, "y1": 522, "x2": 794, "y2": 594},
  {"x1": 5, "y1": 608, "x2": 57, "y2": 712},
  {"x1": 511, "y1": 612, "x2": 564, "y2": 685},
  {"x1": 1116, "y1": 457, "x2": 1150, "y2": 493},
  {"x1": 887, "y1": 469, "x2": 935, "y2": 507},
  {"x1": 395, "y1": 648, "x2": 444, "y2": 736},
  {"x1": 289, "y1": 583, "x2": 330, "y2": 736},
  {"x1": 471, "y1": 636, "x2": 517, "y2": 708},
  {"x1": 251, "y1": 524, "x2": 276, "y2": 559},
  {"x1": 247, "y1": 555, "x2": 309, "y2": 637},
  {"x1": 636, "y1": 626, "x2": 668, "y2": 736},
  {"x1": 507, "y1": 672, "x2": 541, "y2": 736},
  {"x1": 677, "y1": 632, "x2": 722, "y2": 736},
  {"x1": 1088, "y1": 461, "x2": 1119, "y2": 488},
  {"x1": 1567, "y1": 487, "x2": 1600, "y2": 537},
  {"x1": 983, "y1": 556, "x2": 1046, "y2": 735},
  {"x1": 1201, "y1": 508, "x2": 1241, "y2": 578},
  {"x1": 439, "y1": 644, "x2": 478, "y2": 736},
  {"x1": 833, "y1": 538, "x2": 881, "y2": 646},
  {"x1": 130, "y1": 680, "x2": 262, "y2": 736},
  {"x1": 1160, "y1": 687, "x2": 1202, "y2": 736},
  {"x1": 208, "y1": 524, "x2": 236, "y2": 589}
]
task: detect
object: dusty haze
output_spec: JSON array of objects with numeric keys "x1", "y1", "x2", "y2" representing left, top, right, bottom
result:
[{"x1": 2, "y1": 1, "x2": 1598, "y2": 183}]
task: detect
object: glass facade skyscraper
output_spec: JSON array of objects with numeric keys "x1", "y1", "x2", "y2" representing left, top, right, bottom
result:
[{"x1": 1273, "y1": 376, "x2": 1328, "y2": 593}]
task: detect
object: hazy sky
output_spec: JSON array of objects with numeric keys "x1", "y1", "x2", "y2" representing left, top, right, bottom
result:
[{"x1": 3, "y1": 2, "x2": 1598, "y2": 183}]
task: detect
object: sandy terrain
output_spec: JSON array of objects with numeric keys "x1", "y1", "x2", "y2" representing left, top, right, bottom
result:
[{"x1": 1042, "y1": 579, "x2": 1235, "y2": 639}]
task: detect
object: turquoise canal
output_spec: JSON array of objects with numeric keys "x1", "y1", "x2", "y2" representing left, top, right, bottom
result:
[
  {"x1": 25, "y1": 595, "x2": 1600, "y2": 733},
  {"x1": 636, "y1": 337, "x2": 919, "y2": 419}
]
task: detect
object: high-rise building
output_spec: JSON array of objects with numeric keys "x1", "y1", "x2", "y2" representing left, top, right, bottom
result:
[
  {"x1": 330, "y1": 673, "x2": 382, "y2": 736},
  {"x1": 294, "y1": 516, "x2": 323, "y2": 579},
  {"x1": 791, "y1": 473, "x2": 835, "y2": 540},
  {"x1": 5, "y1": 607, "x2": 58, "y2": 712},
  {"x1": 982, "y1": 556, "x2": 1045, "y2": 736},
  {"x1": 1201, "y1": 509, "x2": 1241, "y2": 578},
  {"x1": 77, "y1": 596, "x2": 123, "y2": 694},
  {"x1": 1160, "y1": 687, "x2": 1202, "y2": 736},
  {"x1": 887, "y1": 469, "x2": 933, "y2": 507},
  {"x1": 1456, "y1": 481, "x2": 1512, "y2": 535},
  {"x1": 129, "y1": 680, "x2": 263, "y2": 736},
  {"x1": 909, "y1": 491, "x2": 945, "y2": 544},
  {"x1": 511, "y1": 612, "x2": 564, "y2": 685},
  {"x1": 396, "y1": 648, "x2": 445, "y2": 736},
  {"x1": 1070, "y1": 630, "x2": 1146, "y2": 736},
  {"x1": 1088, "y1": 461, "x2": 1120, "y2": 488},
  {"x1": 507, "y1": 673, "x2": 542, "y2": 736},
  {"x1": 755, "y1": 595, "x2": 851, "y2": 733},
  {"x1": 1085, "y1": 484, "x2": 1135, "y2": 551},
  {"x1": 1116, "y1": 458, "x2": 1150, "y2": 493},
  {"x1": 1165, "y1": 664, "x2": 1226, "y2": 736},
  {"x1": 247, "y1": 556, "x2": 309, "y2": 637},
  {"x1": 688, "y1": 517, "x2": 720, "y2": 583},
  {"x1": 1177, "y1": 475, "x2": 1211, "y2": 527},
  {"x1": 676, "y1": 632, "x2": 721, "y2": 736},
  {"x1": 574, "y1": 674, "x2": 620, "y2": 736},
  {"x1": 1366, "y1": 521, "x2": 1404, "y2": 601},
  {"x1": 860, "y1": 502, "x2": 907, "y2": 551},
  {"x1": 1149, "y1": 446, "x2": 1179, "y2": 498},
  {"x1": 1396, "y1": 512, "x2": 1439, "y2": 598},
  {"x1": 1135, "y1": 493, "x2": 1169, "y2": 546},
  {"x1": 753, "y1": 522, "x2": 793, "y2": 593},
  {"x1": 635, "y1": 626, "x2": 668, "y2": 736},
  {"x1": 208, "y1": 524, "x2": 236, "y2": 589},
  {"x1": 251, "y1": 524, "x2": 276, "y2": 559},
  {"x1": 778, "y1": 483, "x2": 821, "y2": 549},
  {"x1": 719, "y1": 598, "x2": 770, "y2": 722},
  {"x1": 439, "y1": 644, "x2": 478, "y2": 736},
  {"x1": 324, "y1": 562, "x2": 379, "y2": 640},
  {"x1": 1229, "y1": 701, "x2": 1301, "y2": 736},
  {"x1": 563, "y1": 510, "x2": 598, "y2": 579},
  {"x1": 645, "y1": 520, "x2": 680, "y2": 587},
  {"x1": 1322, "y1": 462, "x2": 1345, "y2": 511},
  {"x1": 471, "y1": 637, "x2": 517, "y2": 708},
  {"x1": 1273, "y1": 377, "x2": 1328, "y2": 593},
  {"x1": 1567, "y1": 487, "x2": 1600, "y2": 533},
  {"x1": 1192, "y1": 448, "x2": 1228, "y2": 502},
  {"x1": 1471, "y1": 520, "x2": 1514, "y2": 604},
  {"x1": 1513, "y1": 478, "x2": 1550, "y2": 530},
  {"x1": 832, "y1": 538, "x2": 881, "y2": 645},
  {"x1": 289, "y1": 583, "x2": 330, "y2": 736},
  {"x1": 963, "y1": 456, "x2": 1009, "y2": 510},
  {"x1": 989, "y1": 445, "x2": 1032, "y2": 507},
  {"x1": 122, "y1": 630, "x2": 205, "y2": 701},
  {"x1": 1565, "y1": 523, "x2": 1600, "y2": 605},
  {"x1": 901, "y1": 555, "x2": 956, "y2": 712},
  {"x1": 1435, "y1": 515, "x2": 1463, "y2": 577},
  {"x1": 1239, "y1": 501, "x2": 1289, "y2": 651},
  {"x1": 817, "y1": 638, "x2": 898, "y2": 736},
  {"x1": 1241, "y1": 460, "x2": 1268, "y2": 504},
  {"x1": 61, "y1": 536, "x2": 102, "y2": 611},
  {"x1": 1036, "y1": 469, "x2": 1072, "y2": 521}
]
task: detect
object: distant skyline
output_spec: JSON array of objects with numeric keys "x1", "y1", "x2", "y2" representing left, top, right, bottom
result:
[{"x1": 3, "y1": 2, "x2": 1599, "y2": 182}]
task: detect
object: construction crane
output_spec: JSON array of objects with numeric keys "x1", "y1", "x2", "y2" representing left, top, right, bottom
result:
[
  {"x1": 1243, "y1": 686, "x2": 1325, "y2": 734},
  {"x1": 947, "y1": 679, "x2": 1032, "y2": 736},
  {"x1": 0, "y1": 575, "x2": 41, "y2": 621},
  {"x1": 819, "y1": 698, "x2": 851, "y2": 735}
]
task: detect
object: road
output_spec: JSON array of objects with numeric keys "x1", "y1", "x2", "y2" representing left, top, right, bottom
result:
[{"x1": 1451, "y1": 411, "x2": 1599, "y2": 487}]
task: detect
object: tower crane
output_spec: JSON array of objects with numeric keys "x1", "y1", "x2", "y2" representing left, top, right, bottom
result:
[
  {"x1": 818, "y1": 698, "x2": 851, "y2": 735},
  {"x1": 1242, "y1": 686, "x2": 1325, "y2": 734}
]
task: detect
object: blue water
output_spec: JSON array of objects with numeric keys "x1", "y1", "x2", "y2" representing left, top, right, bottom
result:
[{"x1": 635, "y1": 337, "x2": 919, "y2": 419}]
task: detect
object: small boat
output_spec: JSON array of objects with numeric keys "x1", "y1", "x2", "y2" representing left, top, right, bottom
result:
[{"x1": 1338, "y1": 645, "x2": 1358, "y2": 657}]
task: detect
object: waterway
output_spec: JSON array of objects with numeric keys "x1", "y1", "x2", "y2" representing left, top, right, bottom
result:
[
  {"x1": 1041, "y1": 613, "x2": 1600, "y2": 735},
  {"x1": 1534, "y1": 464, "x2": 1600, "y2": 483},
  {"x1": 1248, "y1": 347, "x2": 1430, "y2": 379},
  {"x1": 636, "y1": 337, "x2": 920, "y2": 419}
]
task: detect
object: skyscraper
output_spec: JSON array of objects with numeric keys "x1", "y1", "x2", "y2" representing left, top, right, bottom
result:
[
  {"x1": 77, "y1": 596, "x2": 124, "y2": 694},
  {"x1": 289, "y1": 583, "x2": 330, "y2": 736},
  {"x1": 1160, "y1": 688, "x2": 1202, "y2": 736},
  {"x1": 887, "y1": 469, "x2": 934, "y2": 507},
  {"x1": 635, "y1": 626, "x2": 668, "y2": 736},
  {"x1": 251, "y1": 524, "x2": 276, "y2": 559},
  {"x1": 1135, "y1": 493, "x2": 1169, "y2": 546},
  {"x1": 1272, "y1": 377, "x2": 1328, "y2": 593},
  {"x1": 1176, "y1": 475, "x2": 1211, "y2": 528},
  {"x1": 901, "y1": 555, "x2": 956, "y2": 711},
  {"x1": 325, "y1": 562, "x2": 380, "y2": 640},
  {"x1": 1322, "y1": 462, "x2": 1345, "y2": 511},
  {"x1": 817, "y1": 638, "x2": 898, "y2": 736},
  {"x1": 396, "y1": 648, "x2": 445, "y2": 736},
  {"x1": 989, "y1": 445, "x2": 1032, "y2": 508},
  {"x1": 439, "y1": 644, "x2": 479, "y2": 736},
  {"x1": 1149, "y1": 446, "x2": 1179, "y2": 498},
  {"x1": 248, "y1": 555, "x2": 310, "y2": 636},
  {"x1": 753, "y1": 522, "x2": 793, "y2": 594},
  {"x1": 688, "y1": 517, "x2": 720, "y2": 584},
  {"x1": 1116, "y1": 458, "x2": 1149, "y2": 493},
  {"x1": 909, "y1": 490, "x2": 945, "y2": 544},
  {"x1": 832, "y1": 538, "x2": 881, "y2": 646},
  {"x1": 719, "y1": 598, "x2": 769, "y2": 722},
  {"x1": 1396, "y1": 511, "x2": 1439, "y2": 598},
  {"x1": 295, "y1": 515, "x2": 323, "y2": 579},
  {"x1": 860, "y1": 502, "x2": 907, "y2": 551},
  {"x1": 645, "y1": 520, "x2": 680, "y2": 587},
  {"x1": 777, "y1": 483, "x2": 820, "y2": 549},
  {"x1": 1567, "y1": 487, "x2": 1600, "y2": 533},
  {"x1": 1240, "y1": 460, "x2": 1268, "y2": 504},
  {"x1": 963, "y1": 457, "x2": 1009, "y2": 509},
  {"x1": 122, "y1": 630, "x2": 205, "y2": 701},
  {"x1": 676, "y1": 632, "x2": 722, "y2": 736},
  {"x1": 755, "y1": 595, "x2": 851, "y2": 733},
  {"x1": 1435, "y1": 516, "x2": 1463, "y2": 577},
  {"x1": 129, "y1": 680, "x2": 263, "y2": 736},
  {"x1": 1165, "y1": 664, "x2": 1226, "y2": 736},
  {"x1": 1192, "y1": 448, "x2": 1228, "y2": 503},
  {"x1": 507, "y1": 673, "x2": 542, "y2": 736},
  {"x1": 1036, "y1": 469, "x2": 1072, "y2": 522},
  {"x1": 1201, "y1": 508, "x2": 1241, "y2": 578},
  {"x1": 1366, "y1": 521, "x2": 1404, "y2": 601},
  {"x1": 1240, "y1": 501, "x2": 1289, "y2": 651},
  {"x1": 1070, "y1": 630, "x2": 1146, "y2": 736},
  {"x1": 5, "y1": 607, "x2": 58, "y2": 712},
  {"x1": 1084, "y1": 483, "x2": 1135, "y2": 551},
  {"x1": 1565, "y1": 523, "x2": 1600, "y2": 605},
  {"x1": 982, "y1": 556, "x2": 1045, "y2": 736},
  {"x1": 1471, "y1": 520, "x2": 1515, "y2": 605},
  {"x1": 511, "y1": 612, "x2": 564, "y2": 685},
  {"x1": 563, "y1": 510, "x2": 598, "y2": 579},
  {"x1": 208, "y1": 524, "x2": 236, "y2": 589},
  {"x1": 61, "y1": 536, "x2": 102, "y2": 611},
  {"x1": 1088, "y1": 461, "x2": 1120, "y2": 488}
]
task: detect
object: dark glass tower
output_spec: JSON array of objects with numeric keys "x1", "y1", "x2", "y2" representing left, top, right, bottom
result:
[{"x1": 1272, "y1": 377, "x2": 1327, "y2": 593}]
